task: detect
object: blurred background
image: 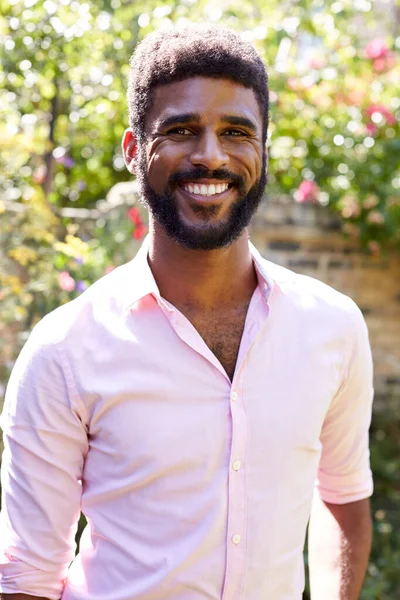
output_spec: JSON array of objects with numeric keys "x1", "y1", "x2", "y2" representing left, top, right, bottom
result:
[{"x1": 0, "y1": 0, "x2": 399, "y2": 597}]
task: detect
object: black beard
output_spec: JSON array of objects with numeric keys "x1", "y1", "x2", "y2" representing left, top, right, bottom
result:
[{"x1": 136, "y1": 153, "x2": 267, "y2": 251}]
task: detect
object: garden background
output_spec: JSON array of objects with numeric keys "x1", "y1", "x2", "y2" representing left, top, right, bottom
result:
[{"x1": 0, "y1": 0, "x2": 399, "y2": 597}]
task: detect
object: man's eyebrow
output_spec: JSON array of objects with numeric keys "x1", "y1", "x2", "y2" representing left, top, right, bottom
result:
[
  {"x1": 220, "y1": 115, "x2": 258, "y2": 133},
  {"x1": 154, "y1": 113, "x2": 201, "y2": 130},
  {"x1": 153, "y1": 113, "x2": 258, "y2": 133}
]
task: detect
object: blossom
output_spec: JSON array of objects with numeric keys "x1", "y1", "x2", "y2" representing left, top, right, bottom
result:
[
  {"x1": 56, "y1": 155, "x2": 75, "y2": 169},
  {"x1": 363, "y1": 195, "x2": 379, "y2": 210},
  {"x1": 133, "y1": 222, "x2": 147, "y2": 240},
  {"x1": 76, "y1": 280, "x2": 88, "y2": 293},
  {"x1": 308, "y1": 57, "x2": 325, "y2": 70},
  {"x1": 365, "y1": 39, "x2": 389, "y2": 60},
  {"x1": 365, "y1": 104, "x2": 396, "y2": 126},
  {"x1": 127, "y1": 206, "x2": 141, "y2": 225},
  {"x1": 32, "y1": 165, "x2": 47, "y2": 184},
  {"x1": 346, "y1": 90, "x2": 365, "y2": 105},
  {"x1": 340, "y1": 195, "x2": 360, "y2": 219},
  {"x1": 104, "y1": 265, "x2": 115, "y2": 274},
  {"x1": 128, "y1": 206, "x2": 147, "y2": 239},
  {"x1": 364, "y1": 39, "x2": 396, "y2": 72},
  {"x1": 373, "y1": 57, "x2": 393, "y2": 72},
  {"x1": 367, "y1": 210, "x2": 384, "y2": 225},
  {"x1": 58, "y1": 271, "x2": 76, "y2": 291},
  {"x1": 365, "y1": 104, "x2": 397, "y2": 136},
  {"x1": 287, "y1": 77, "x2": 301, "y2": 91},
  {"x1": 366, "y1": 123, "x2": 378, "y2": 136},
  {"x1": 295, "y1": 180, "x2": 319, "y2": 203}
]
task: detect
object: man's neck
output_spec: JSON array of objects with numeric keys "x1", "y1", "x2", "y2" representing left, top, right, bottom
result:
[{"x1": 147, "y1": 222, "x2": 258, "y2": 312}]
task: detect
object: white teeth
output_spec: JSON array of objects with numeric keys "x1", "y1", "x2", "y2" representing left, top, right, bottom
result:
[{"x1": 182, "y1": 182, "x2": 229, "y2": 196}]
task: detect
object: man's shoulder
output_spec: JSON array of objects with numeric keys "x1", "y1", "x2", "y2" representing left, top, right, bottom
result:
[
  {"x1": 33, "y1": 261, "x2": 135, "y2": 345},
  {"x1": 258, "y1": 253, "x2": 362, "y2": 322}
]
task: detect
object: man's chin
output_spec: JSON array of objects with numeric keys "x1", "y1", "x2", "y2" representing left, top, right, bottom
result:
[{"x1": 158, "y1": 218, "x2": 242, "y2": 251}]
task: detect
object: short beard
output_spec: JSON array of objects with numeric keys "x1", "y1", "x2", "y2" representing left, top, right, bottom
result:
[{"x1": 136, "y1": 152, "x2": 267, "y2": 251}]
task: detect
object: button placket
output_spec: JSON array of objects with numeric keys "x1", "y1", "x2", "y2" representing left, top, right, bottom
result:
[{"x1": 222, "y1": 377, "x2": 248, "y2": 600}]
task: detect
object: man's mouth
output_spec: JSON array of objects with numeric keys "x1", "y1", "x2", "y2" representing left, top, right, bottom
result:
[{"x1": 180, "y1": 182, "x2": 231, "y2": 198}]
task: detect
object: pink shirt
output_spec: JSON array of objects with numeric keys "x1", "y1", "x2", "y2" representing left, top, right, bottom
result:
[{"x1": 0, "y1": 238, "x2": 373, "y2": 600}]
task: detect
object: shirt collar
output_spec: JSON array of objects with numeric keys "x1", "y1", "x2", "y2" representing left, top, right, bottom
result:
[{"x1": 124, "y1": 235, "x2": 274, "y2": 311}]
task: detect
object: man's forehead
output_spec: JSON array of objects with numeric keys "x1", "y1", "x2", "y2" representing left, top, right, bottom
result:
[{"x1": 148, "y1": 76, "x2": 262, "y2": 128}]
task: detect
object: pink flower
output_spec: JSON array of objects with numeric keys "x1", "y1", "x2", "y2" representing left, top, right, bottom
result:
[
  {"x1": 295, "y1": 180, "x2": 319, "y2": 203},
  {"x1": 104, "y1": 265, "x2": 115, "y2": 274},
  {"x1": 365, "y1": 39, "x2": 389, "y2": 60},
  {"x1": 308, "y1": 58, "x2": 325, "y2": 69},
  {"x1": 133, "y1": 223, "x2": 147, "y2": 240},
  {"x1": 373, "y1": 58, "x2": 386, "y2": 72},
  {"x1": 128, "y1": 206, "x2": 147, "y2": 239},
  {"x1": 367, "y1": 210, "x2": 384, "y2": 225},
  {"x1": 363, "y1": 195, "x2": 379, "y2": 210},
  {"x1": 365, "y1": 104, "x2": 396, "y2": 130},
  {"x1": 128, "y1": 206, "x2": 141, "y2": 225},
  {"x1": 58, "y1": 271, "x2": 76, "y2": 291},
  {"x1": 341, "y1": 195, "x2": 360, "y2": 219},
  {"x1": 32, "y1": 165, "x2": 47, "y2": 184},
  {"x1": 347, "y1": 90, "x2": 365, "y2": 105},
  {"x1": 287, "y1": 77, "x2": 300, "y2": 91},
  {"x1": 365, "y1": 104, "x2": 394, "y2": 123},
  {"x1": 366, "y1": 123, "x2": 378, "y2": 136}
]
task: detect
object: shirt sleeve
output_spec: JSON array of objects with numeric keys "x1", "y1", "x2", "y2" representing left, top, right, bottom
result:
[
  {"x1": 0, "y1": 318, "x2": 89, "y2": 599},
  {"x1": 316, "y1": 302, "x2": 374, "y2": 505}
]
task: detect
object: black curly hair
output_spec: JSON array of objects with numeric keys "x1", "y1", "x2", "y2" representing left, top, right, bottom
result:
[{"x1": 128, "y1": 25, "x2": 269, "y2": 145}]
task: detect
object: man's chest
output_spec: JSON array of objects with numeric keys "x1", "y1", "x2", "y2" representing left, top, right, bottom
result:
[
  {"x1": 80, "y1": 308, "x2": 342, "y2": 477},
  {"x1": 183, "y1": 306, "x2": 249, "y2": 380}
]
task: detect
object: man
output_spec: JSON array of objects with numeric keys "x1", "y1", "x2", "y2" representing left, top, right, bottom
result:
[{"x1": 0, "y1": 25, "x2": 373, "y2": 600}]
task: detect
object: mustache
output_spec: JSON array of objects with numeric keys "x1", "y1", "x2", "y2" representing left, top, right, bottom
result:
[{"x1": 168, "y1": 167, "x2": 246, "y2": 192}]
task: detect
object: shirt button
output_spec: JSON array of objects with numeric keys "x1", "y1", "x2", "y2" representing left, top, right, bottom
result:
[
  {"x1": 231, "y1": 391, "x2": 238, "y2": 402},
  {"x1": 232, "y1": 460, "x2": 241, "y2": 471},
  {"x1": 232, "y1": 533, "x2": 241, "y2": 545}
]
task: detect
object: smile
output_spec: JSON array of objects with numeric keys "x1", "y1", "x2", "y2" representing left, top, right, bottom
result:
[{"x1": 180, "y1": 182, "x2": 230, "y2": 197}]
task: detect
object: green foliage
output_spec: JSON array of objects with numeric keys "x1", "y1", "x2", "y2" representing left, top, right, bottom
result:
[
  {"x1": 1, "y1": 0, "x2": 399, "y2": 250},
  {"x1": 362, "y1": 408, "x2": 400, "y2": 600},
  {"x1": 0, "y1": 187, "x2": 144, "y2": 371}
]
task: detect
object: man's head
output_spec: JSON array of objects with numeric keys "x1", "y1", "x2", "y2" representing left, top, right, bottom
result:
[{"x1": 123, "y1": 25, "x2": 269, "y2": 250}]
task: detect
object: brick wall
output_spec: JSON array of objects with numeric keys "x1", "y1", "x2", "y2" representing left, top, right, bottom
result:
[{"x1": 250, "y1": 197, "x2": 400, "y2": 408}]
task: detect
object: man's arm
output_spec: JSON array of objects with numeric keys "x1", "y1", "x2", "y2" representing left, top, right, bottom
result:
[
  {"x1": 308, "y1": 494, "x2": 372, "y2": 600},
  {"x1": 310, "y1": 301, "x2": 374, "y2": 599},
  {"x1": 0, "y1": 317, "x2": 88, "y2": 598}
]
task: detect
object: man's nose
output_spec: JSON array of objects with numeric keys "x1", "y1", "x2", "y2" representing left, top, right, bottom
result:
[{"x1": 189, "y1": 131, "x2": 229, "y2": 170}]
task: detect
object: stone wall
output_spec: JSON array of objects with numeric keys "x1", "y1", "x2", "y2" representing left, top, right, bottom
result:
[{"x1": 250, "y1": 197, "x2": 400, "y2": 408}]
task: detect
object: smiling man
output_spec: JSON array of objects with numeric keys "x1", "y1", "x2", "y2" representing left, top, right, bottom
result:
[{"x1": 0, "y1": 26, "x2": 373, "y2": 600}]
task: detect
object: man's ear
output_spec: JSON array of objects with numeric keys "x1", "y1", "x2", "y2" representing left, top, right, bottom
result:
[{"x1": 121, "y1": 128, "x2": 138, "y2": 174}]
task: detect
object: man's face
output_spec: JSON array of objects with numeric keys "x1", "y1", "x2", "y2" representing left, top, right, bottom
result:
[{"x1": 123, "y1": 77, "x2": 267, "y2": 250}]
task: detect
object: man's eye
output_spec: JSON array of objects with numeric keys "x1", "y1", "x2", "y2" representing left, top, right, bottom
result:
[
  {"x1": 224, "y1": 129, "x2": 248, "y2": 137},
  {"x1": 167, "y1": 127, "x2": 192, "y2": 135}
]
